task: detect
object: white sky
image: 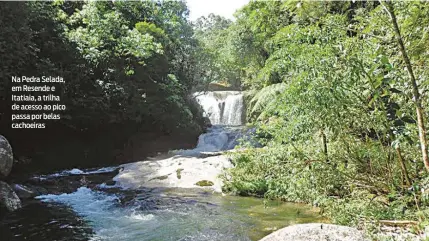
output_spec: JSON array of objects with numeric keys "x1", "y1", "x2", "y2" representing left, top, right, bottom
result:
[{"x1": 186, "y1": 0, "x2": 250, "y2": 21}]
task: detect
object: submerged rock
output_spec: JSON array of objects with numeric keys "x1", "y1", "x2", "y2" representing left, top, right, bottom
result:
[
  {"x1": 259, "y1": 223, "x2": 368, "y2": 241},
  {"x1": 0, "y1": 181, "x2": 21, "y2": 212},
  {"x1": 0, "y1": 135, "x2": 13, "y2": 178}
]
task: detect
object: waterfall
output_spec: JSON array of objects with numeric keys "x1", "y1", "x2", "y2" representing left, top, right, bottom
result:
[{"x1": 195, "y1": 91, "x2": 244, "y2": 126}]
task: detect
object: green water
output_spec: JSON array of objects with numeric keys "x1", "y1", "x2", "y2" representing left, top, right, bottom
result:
[
  {"x1": 161, "y1": 188, "x2": 327, "y2": 241},
  {"x1": 2, "y1": 183, "x2": 326, "y2": 241},
  {"x1": 220, "y1": 196, "x2": 326, "y2": 240}
]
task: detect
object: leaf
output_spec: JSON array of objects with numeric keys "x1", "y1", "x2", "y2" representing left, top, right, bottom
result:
[{"x1": 248, "y1": 83, "x2": 286, "y2": 120}]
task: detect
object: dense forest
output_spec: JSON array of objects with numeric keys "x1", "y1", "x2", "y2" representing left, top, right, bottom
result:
[
  {"x1": 1, "y1": 1, "x2": 211, "y2": 171},
  {"x1": 202, "y1": 0, "x2": 429, "y2": 235},
  {"x1": 1, "y1": 0, "x2": 429, "y2": 238}
]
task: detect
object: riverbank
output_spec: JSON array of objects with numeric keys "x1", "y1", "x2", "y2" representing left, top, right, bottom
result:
[
  {"x1": 4, "y1": 125, "x2": 203, "y2": 181},
  {"x1": 0, "y1": 142, "x2": 325, "y2": 241},
  {"x1": 221, "y1": 146, "x2": 429, "y2": 240}
]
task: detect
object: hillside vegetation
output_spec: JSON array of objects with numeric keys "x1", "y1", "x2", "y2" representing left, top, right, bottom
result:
[{"x1": 193, "y1": 0, "x2": 429, "y2": 235}]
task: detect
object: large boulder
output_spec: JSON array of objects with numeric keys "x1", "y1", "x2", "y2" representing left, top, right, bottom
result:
[
  {"x1": 0, "y1": 181, "x2": 21, "y2": 212},
  {"x1": 0, "y1": 135, "x2": 13, "y2": 177},
  {"x1": 259, "y1": 223, "x2": 369, "y2": 241},
  {"x1": 114, "y1": 154, "x2": 233, "y2": 192}
]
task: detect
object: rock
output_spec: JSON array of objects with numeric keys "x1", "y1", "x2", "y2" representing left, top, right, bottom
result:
[
  {"x1": 14, "y1": 156, "x2": 32, "y2": 165},
  {"x1": 12, "y1": 184, "x2": 37, "y2": 199},
  {"x1": 114, "y1": 154, "x2": 233, "y2": 192},
  {"x1": 375, "y1": 225, "x2": 424, "y2": 241},
  {"x1": 207, "y1": 82, "x2": 237, "y2": 91},
  {"x1": 195, "y1": 180, "x2": 214, "y2": 186},
  {"x1": 105, "y1": 180, "x2": 116, "y2": 186},
  {"x1": 203, "y1": 117, "x2": 212, "y2": 128},
  {"x1": 259, "y1": 223, "x2": 369, "y2": 241},
  {"x1": 0, "y1": 135, "x2": 13, "y2": 177},
  {"x1": 0, "y1": 181, "x2": 21, "y2": 212}
]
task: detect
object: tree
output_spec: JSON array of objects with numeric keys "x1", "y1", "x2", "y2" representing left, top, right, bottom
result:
[{"x1": 380, "y1": 0, "x2": 429, "y2": 172}]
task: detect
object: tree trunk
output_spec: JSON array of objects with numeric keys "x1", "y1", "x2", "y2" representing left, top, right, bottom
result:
[
  {"x1": 320, "y1": 129, "x2": 328, "y2": 162},
  {"x1": 395, "y1": 145, "x2": 411, "y2": 186},
  {"x1": 381, "y1": 1, "x2": 429, "y2": 171}
]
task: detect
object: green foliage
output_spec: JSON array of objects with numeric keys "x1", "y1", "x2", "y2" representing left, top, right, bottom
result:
[
  {"x1": 247, "y1": 83, "x2": 286, "y2": 121},
  {"x1": 0, "y1": 0, "x2": 209, "y2": 172},
  {"x1": 218, "y1": 0, "x2": 429, "y2": 232},
  {"x1": 0, "y1": 0, "x2": 207, "y2": 135},
  {"x1": 2, "y1": 0, "x2": 429, "y2": 233},
  {"x1": 193, "y1": 14, "x2": 240, "y2": 88}
]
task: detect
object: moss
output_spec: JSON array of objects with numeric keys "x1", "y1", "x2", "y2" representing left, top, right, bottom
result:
[
  {"x1": 150, "y1": 174, "x2": 169, "y2": 181},
  {"x1": 176, "y1": 168, "x2": 184, "y2": 179},
  {"x1": 195, "y1": 180, "x2": 214, "y2": 186}
]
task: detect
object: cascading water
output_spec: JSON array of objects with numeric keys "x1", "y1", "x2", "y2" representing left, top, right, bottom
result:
[
  {"x1": 1, "y1": 90, "x2": 323, "y2": 241},
  {"x1": 223, "y1": 94, "x2": 244, "y2": 126},
  {"x1": 172, "y1": 91, "x2": 246, "y2": 156},
  {"x1": 195, "y1": 91, "x2": 245, "y2": 126}
]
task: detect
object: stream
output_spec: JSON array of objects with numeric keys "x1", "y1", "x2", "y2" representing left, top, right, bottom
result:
[{"x1": 0, "y1": 91, "x2": 324, "y2": 241}]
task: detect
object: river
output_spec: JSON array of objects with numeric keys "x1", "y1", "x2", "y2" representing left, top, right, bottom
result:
[{"x1": 0, "y1": 91, "x2": 324, "y2": 241}]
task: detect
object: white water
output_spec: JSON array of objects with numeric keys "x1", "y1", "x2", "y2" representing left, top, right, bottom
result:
[
  {"x1": 174, "y1": 125, "x2": 243, "y2": 156},
  {"x1": 33, "y1": 91, "x2": 255, "y2": 240},
  {"x1": 36, "y1": 187, "x2": 138, "y2": 241},
  {"x1": 195, "y1": 91, "x2": 244, "y2": 126},
  {"x1": 112, "y1": 92, "x2": 246, "y2": 191},
  {"x1": 174, "y1": 91, "x2": 246, "y2": 156},
  {"x1": 35, "y1": 91, "x2": 245, "y2": 180},
  {"x1": 36, "y1": 187, "x2": 252, "y2": 241},
  {"x1": 34, "y1": 166, "x2": 120, "y2": 180}
]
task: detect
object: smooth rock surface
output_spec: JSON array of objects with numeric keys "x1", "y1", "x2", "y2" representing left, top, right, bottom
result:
[
  {"x1": 0, "y1": 181, "x2": 21, "y2": 212},
  {"x1": 114, "y1": 154, "x2": 233, "y2": 192},
  {"x1": 0, "y1": 135, "x2": 13, "y2": 177},
  {"x1": 259, "y1": 223, "x2": 369, "y2": 241}
]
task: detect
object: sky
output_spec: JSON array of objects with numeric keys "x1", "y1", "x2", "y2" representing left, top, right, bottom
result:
[{"x1": 186, "y1": 0, "x2": 250, "y2": 21}]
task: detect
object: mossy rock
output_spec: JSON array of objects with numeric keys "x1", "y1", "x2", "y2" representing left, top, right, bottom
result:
[
  {"x1": 176, "y1": 168, "x2": 184, "y2": 179},
  {"x1": 150, "y1": 174, "x2": 169, "y2": 181},
  {"x1": 195, "y1": 180, "x2": 214, "y2": 187}
]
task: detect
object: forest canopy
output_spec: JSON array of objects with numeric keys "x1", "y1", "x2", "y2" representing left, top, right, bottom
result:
[
  {"x1": 1, "y1": 0, "x2": 209, "y2": 135},
  {"x1": 0, "y1": 0, "x2": 213, "y2": 169}
]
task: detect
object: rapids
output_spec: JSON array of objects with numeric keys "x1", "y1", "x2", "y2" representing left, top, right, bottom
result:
[{"x1": 0, "y1": 91, "x2": 324, "y2": 241}]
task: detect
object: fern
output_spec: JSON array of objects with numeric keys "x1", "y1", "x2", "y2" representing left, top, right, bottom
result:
[{"x1": 247, "y1": 83, "x2": 286, "y2": 121}]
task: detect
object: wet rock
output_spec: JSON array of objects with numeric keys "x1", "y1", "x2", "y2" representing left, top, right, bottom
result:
[
  {"x1": 203, "y1": 117, "x2": 212, "y2": 128},
  {"x1": 0, "y1": 181, "x2": 21, "y2": 211},
  {"x1": 12, "y1": 184, "x2": 37, "y2": 199},
  {"x1": 27, "y1": 168, "x2": 120, "y2": 195},
  {"x1": 259, "y1": 223, "x2": 369, "y2": 241},
  {"x1": 24, "y1": 184, "x2": 48, "y2": 196},
  {"x1": 114, "y1": 155, "x2": 233, "y2": 192},
  {"x1": 0, "y1": 135, "x2": 13, "y2": 178},
  {"x1": 195, "y1": 180, "x2": 214, "y2": 186},
  {"x1": 105, "y1": 180, "x2": 116, "y2": 186}
]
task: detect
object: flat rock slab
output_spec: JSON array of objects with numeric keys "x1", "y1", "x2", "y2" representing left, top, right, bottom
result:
[
  {"x1": 113, "y1": 154, "x2": 233, "y2": 192},
  {"x1": 259, "y1": 223, "x2": 369, "y2": 241}
]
